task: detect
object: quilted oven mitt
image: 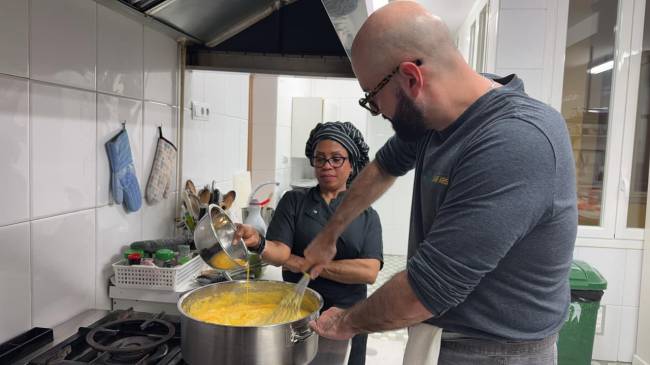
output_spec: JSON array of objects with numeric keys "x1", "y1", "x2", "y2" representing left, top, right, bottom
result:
[
  {"x1": 106, "y1": 127, "x2": 142, "y2": 212},
  {"x1": 146, "y1": 126, "x2": 177, "y2": 204}
]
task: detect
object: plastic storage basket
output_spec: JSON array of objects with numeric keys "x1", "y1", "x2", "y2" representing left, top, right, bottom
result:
[{"x1": 112, "y1": 254, "x2": 203, "y2": 290}]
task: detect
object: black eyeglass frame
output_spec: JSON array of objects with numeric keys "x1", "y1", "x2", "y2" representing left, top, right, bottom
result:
[
  {"x1": 310, "y1": 156, "x2": 348, "y2": 168},
  {"x1": 358, "y1": 59, "x2": 423, "y2": 116}
]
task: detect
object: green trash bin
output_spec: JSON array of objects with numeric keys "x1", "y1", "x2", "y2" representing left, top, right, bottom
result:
[{"x1": 557, "y1": 260, "x2": 607, "y2": 365}]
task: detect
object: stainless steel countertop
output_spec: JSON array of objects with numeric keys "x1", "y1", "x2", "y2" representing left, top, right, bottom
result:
[{"x1": 16, "y1": 309, "x2": 349, "y2": 365}]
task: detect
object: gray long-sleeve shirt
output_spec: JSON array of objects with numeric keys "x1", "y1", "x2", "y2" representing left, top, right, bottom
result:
[{"x1": 375, "y1": 74, "x2": 577, "y2": 341}]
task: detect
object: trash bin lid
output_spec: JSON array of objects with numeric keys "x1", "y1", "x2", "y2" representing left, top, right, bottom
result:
[{"x1": 569, "y1": 260, "x2": 607, "y2": 291}]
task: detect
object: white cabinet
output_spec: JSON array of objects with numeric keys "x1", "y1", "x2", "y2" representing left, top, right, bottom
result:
[{"x1": 323, "y1": 98, "x2": 368, "y2": 137}]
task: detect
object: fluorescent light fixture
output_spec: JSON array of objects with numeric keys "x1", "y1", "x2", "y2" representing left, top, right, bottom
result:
[{"x1": 588, "y1": 60, "x2": 614, "y2": 74}]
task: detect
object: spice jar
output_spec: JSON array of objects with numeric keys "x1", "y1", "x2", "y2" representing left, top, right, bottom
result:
[
  {"x1": 123, "y1": 248, "x2": 145, "y2": 261},
  {"x1": 155, "y1": 249, "x2": 175, "y2": 267},
  {"x1": 177, "y1": 245, "x2": 191, "y2": 265},
  {"x1": 127, "y1": 252, "x2": 142, "y2": 265}
]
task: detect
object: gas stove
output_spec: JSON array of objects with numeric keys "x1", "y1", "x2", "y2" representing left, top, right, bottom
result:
[
  {"x1": 14, "y1": 310, "x2": 184, "y2": 365},
  {"x1": 5, "y1": 309, "x2": 350, "y2": 365}
]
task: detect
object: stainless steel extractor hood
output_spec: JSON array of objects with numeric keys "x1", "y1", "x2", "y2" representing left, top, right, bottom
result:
[{"x1": 103, "y1": 0, "x2": 369, "y2": 77}]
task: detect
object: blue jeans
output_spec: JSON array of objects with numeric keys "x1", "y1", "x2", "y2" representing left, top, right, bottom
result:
[{"x1": 438, "y1": 334, "x2": 558, "y2": 365}]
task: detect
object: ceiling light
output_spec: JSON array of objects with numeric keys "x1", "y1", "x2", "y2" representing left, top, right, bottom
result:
[{"x1": 588, "y1": 60, "x2": 614, "y2": 75}]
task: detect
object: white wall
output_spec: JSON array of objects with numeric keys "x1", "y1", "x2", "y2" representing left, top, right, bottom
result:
[
  {"x1": 182, "y1": 70, "x2": 249, "y2": 193},
  {"x1": 0, "y1": 0, "x2": 179, "y2": 341}
]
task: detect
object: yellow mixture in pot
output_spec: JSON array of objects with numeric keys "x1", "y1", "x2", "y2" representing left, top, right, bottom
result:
[
  {"x1": 194, "y1": 252, "x2": 312, "y2": 326},
  {"x1": 184, "y1": 290, "x2": 311, "y2": 326}
]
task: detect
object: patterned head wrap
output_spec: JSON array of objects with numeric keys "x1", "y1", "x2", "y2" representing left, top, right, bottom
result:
[{"x1": 305, "y1": 121, "x2": 370, "y2": 184}]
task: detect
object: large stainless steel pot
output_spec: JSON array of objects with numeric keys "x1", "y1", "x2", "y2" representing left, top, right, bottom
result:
[{"x1": 178, "y1": 280, "x2": 323, "y2": 365}]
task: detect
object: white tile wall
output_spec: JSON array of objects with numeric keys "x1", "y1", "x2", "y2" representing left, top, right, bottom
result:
[
  {"x1": 31, "y1": 83, "x2": 97, "y2": 218},
  {"x1": 239, "y1": 119, "x2": 249, "y2": 172},
  {"x1": 204, "y1": 71, "x2": 228, "y2": 114},
  {"x1": 375, "y1": 170, "x2": 414, "y2": 255},
  {"x1": 0, "y1": 76, "x2": 29, "y2": 226},
  {"x1": 219, "y1": 115, "x2": 237, "y2": 175},
  {"x1": 0, "y1": 0, "x2": 29, "y2": 77},
  {"x1": 574, "y1": 247, "x2": 627, "y2": 305},
  {"x1": 143, "y1": 102, "x2": 178, "y2": 194},
  {"x1": 96, "y1": 94, "x2": 144, "y2": 206},
  {"x1": 144, "y1": 27, "x2": 177, "y2": 105},
  {"x1": 573, "y1": 246, "x2": 642, "y2": 361},
  {"x1": 182, "y1": 71, "x2": 249, "y2": 189},
  {"x1": 225, "y1": 73, "x2": 249, "y2": 119},
  {"x1": 0, "y1": 1, "x2": 180, "y2": 339},
  {"x1": 593, "y1": 304, "x2": 622, "y2": 361},
  {"x1": 142, "y1": 192, "x2": 177, "y2": 239},
  {"x1": 623, "y1": 249, "x2": 643, "y2": 307},
  {"x1": 618, "y1": 306, "x2": 639, "y2": 362},
  {"x1": 182, "y1": 108, "x2": 209, "y2": 184},
  {"x1": 0, "y1": 223, "x2": 31, "y2": 343},
  {"x1": 31, "y1": 210, "x2": 95, "y2": 328},
  {"x1": 366, "y1": 114, "x2": 412, "y2": 256},
  {"x1": 95, "y1": 206, "x2": 142, "y2": 309},
  {"x1": 97, "y1": 4, "x2": 144, "y2": 98},
  {"x1": 30, "y1": 0, "x2": 96, "y2": 90}
]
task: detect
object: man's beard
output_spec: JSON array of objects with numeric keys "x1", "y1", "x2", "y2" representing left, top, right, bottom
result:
[{"x1": 387, "y1": 88, "x2": 428, "y2": 142}]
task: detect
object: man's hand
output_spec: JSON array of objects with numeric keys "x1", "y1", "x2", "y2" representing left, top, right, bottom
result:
[
  {"x1": 302, "y1": 230, "x2": 338, "y2": 278},
  {"x1": 309, "y1": 307, "x2": 357, "y2": 340},
  {"x1": 282, "y1": 255, "x2": 306, "y2": 273},
  {"x1": 233, "y1": 223, "x2": 261, "y2": 249}
]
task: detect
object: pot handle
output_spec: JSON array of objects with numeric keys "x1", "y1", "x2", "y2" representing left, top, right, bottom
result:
[{"x1": 290, "y1": 327, "x2": 314, "y2": 344}]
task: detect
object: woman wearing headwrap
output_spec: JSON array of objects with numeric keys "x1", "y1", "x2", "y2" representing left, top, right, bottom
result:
[{"x1": 237, "y1": 122, "x2": 383, "y2": 365}]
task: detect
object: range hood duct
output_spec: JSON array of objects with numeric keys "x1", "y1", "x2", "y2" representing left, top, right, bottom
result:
[{"x1": 113, "y1": 0, "x2": 369, "y2": 77}]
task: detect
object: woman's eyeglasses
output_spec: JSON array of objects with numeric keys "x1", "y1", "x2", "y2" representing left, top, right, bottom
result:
[
  {"x1": 311, "y1": 156, "x2": 348, "y2": 168},
  {"x1": 359, "y1": 59, "x2": 422, "y2": 116}
]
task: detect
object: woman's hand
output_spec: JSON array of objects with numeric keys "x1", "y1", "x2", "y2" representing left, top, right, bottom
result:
[
  {"x1": 283, "y1": 255, "x2": 306, "y2": 273},
  {"x1": 233, "y1": 224, "x2": 261, "y2": 249}
]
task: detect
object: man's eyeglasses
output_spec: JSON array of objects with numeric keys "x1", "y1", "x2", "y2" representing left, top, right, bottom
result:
[
  {"x1": 358, "y1": 59, "x2": 423, "y2": 116},
  {"x1": 311, "y1": 156, "x2": 348, "y2": 168}
]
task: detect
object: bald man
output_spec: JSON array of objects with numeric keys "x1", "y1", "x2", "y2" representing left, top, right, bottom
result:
[{"x1": 302, "y1": 2, "x2": 577, "y2": 364}]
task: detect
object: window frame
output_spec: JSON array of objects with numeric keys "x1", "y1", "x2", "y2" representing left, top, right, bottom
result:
[{"x1": 552, "y1": 0, "x2": 647, "y2": 248}]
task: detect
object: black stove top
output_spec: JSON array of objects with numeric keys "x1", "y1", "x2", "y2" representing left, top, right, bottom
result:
[{"x1": 27, "y1": 310, "x2": 185, "y2": 365}]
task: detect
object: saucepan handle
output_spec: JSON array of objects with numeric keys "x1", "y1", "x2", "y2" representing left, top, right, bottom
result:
[{"x1": 290, "y1": 326, "x2": 315, "y2": 344}]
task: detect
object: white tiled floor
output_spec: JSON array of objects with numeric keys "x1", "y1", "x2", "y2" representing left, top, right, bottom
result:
[{"x1": 365, "y1": 255, "x2": 633, "y2": 365}]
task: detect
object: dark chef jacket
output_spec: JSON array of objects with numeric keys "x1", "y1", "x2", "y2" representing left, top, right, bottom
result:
[{"x1": 266, "y1": 186, "x2": 383, "y2": 310}]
